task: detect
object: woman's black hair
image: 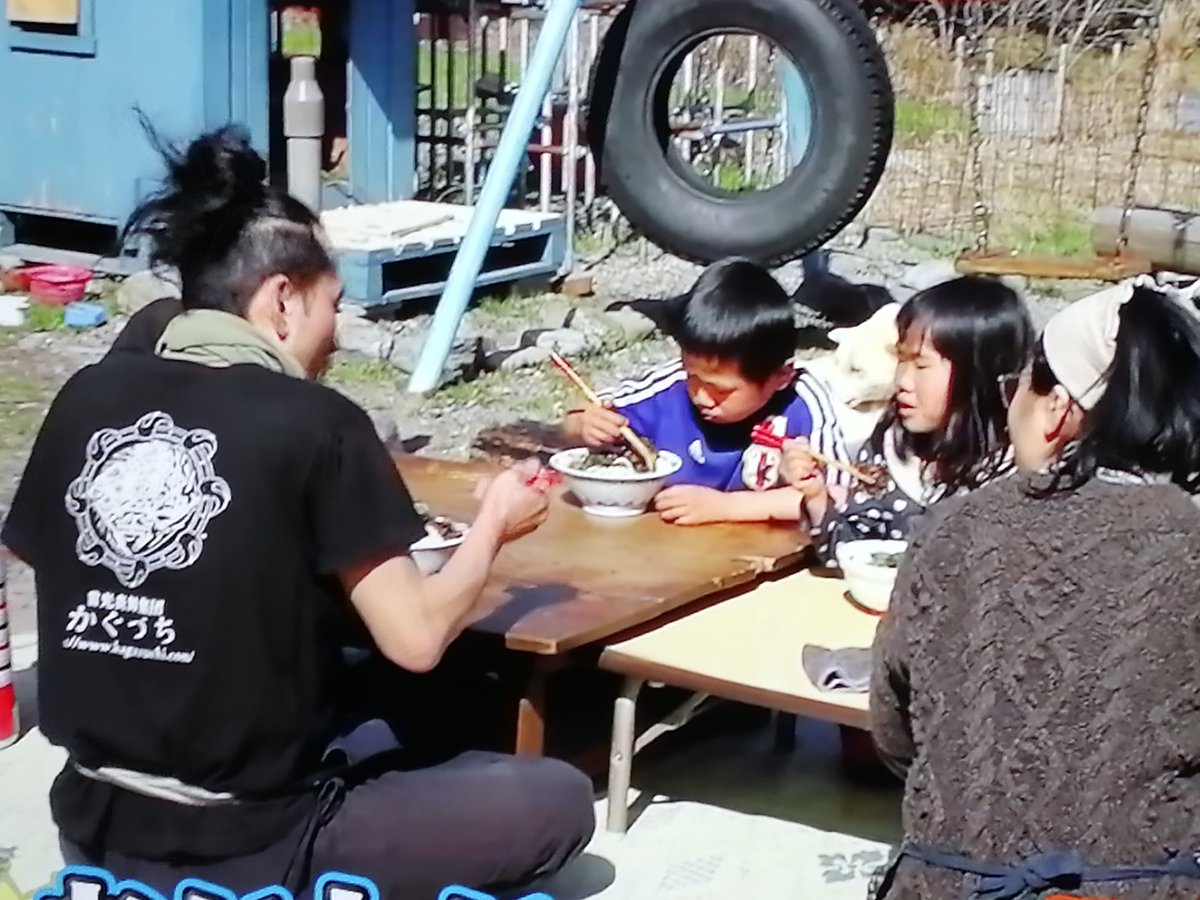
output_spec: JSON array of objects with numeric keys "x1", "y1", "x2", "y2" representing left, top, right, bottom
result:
[
  {"x1": 672, "y1": 257, "x2": 796, "y2": 383},
  {"x1": 120, "y1": 118, "x2": 334, "y2": 314},
  {"x1": 881, "y1": 275, "x2": 1033, "y2": 491},
  {"x1": 1030, "y1": 286, "x2": 1200, "y2": 494}
]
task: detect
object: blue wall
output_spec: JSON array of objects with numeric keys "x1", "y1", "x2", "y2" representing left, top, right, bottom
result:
[
  {"x1": 0, "y1": 0, "x2": 270, "y2": 228},
  {"x1": 349, "y1": 0, "x2": 417, "y2": 204}
]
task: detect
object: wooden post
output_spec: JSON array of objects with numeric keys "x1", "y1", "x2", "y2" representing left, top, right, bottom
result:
[{"x1": 1053, "y1": 43, "x2": 1068, "y2": 141}]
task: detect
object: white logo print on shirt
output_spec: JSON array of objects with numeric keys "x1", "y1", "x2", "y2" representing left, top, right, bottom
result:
[{"x1": 65, "y1": 411, "x2": 231, "y2": 589}]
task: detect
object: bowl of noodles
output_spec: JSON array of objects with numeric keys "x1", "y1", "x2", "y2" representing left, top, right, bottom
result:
[
  {"x1": 548, "y1": 443, "x2": 682, "y2": 518},
  {"x1": 409, "y1": 504, "x2": 469, "y2": 575},
  {"x1": 835, "y1": 539, "x2": 906, "y2": 613}
]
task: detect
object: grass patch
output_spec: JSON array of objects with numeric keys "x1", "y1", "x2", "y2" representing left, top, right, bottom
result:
[
  {"x1": 573, "y1": 230, "x2": 613, "y2": 255},
  {"x1": 895, "y1": 98, "x2": 967, "y2": 141},
  {"x1": 23, "y1": 303, "x2": 66, "y2": 332},
  {"x1": 0, "y1": 365, "x2": 53, "y2": 451},
  {"x1": 326, "y1": 356, "x2": 399, "y2": 390},
  {"x1": 416, "y1": 45, "x2": 521, "y2": 111},
  {"x1": 428, "y1": 368, "x2": 574, "y2": 421},
  {"x1": 997, "y1": 212, "x2": 1093, "y2": 258}
]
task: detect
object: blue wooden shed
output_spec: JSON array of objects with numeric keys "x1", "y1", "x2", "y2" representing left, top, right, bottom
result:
[{"x1": 0, "y1": 0, "x2": 565, "y2": 303}]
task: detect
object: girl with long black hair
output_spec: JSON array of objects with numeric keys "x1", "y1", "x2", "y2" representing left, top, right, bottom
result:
[{"x1": 782, "y1": 275, "x2": 1034, "y2": 562}]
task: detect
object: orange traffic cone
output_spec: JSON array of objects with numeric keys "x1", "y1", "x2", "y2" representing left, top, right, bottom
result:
[{"x1": 0, "y1": 547, "x2": 19, "y2": 750}]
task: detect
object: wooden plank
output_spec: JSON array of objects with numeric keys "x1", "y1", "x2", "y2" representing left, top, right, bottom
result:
[
  {"x1": 7, "y1": 0, "x2": 79, "y2": 25},
  {"x1": 954, "y1": 250, "x2": 1152, "y2": 282},
  {"x1": 397, "y1": 456, "x2": 810, "y2": 655},
  {"x1": 600, "y1": 569, "x2": 879, "y2": 730}
]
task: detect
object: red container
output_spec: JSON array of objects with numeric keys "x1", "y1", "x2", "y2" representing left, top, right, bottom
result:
[{"x1": 24, "y1": 264, "x2": 92, "y2": 305}]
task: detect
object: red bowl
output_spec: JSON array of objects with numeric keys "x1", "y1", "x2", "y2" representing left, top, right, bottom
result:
[{"x1": 24, "y1": 265, "x2": 92, "y2": 305}]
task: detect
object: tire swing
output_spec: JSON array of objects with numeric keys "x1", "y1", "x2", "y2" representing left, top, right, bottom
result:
[{"x1": 586, "y1": 0, "x2": 895, "y2": 268}]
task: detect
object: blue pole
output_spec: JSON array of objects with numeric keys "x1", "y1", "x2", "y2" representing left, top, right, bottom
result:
[{"x1": 408, "y1": 0, "x2": 585, "y2": 393}]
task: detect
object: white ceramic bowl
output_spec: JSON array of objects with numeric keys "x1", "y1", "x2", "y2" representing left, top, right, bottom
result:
[
  {"x1": 409, "y1": 523, "x2": 468, "y2": 575},
  {"x1": 548, "y1": 448, "x2": 683, "y2": 518},
  {"x1": 835, "y1": 539, "x2": 907, "y2": 613}
]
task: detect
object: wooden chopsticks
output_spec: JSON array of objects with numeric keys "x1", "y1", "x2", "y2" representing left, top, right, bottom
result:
[{"x1": 548, "y1": 350, "x2": 658, "y2": 470}]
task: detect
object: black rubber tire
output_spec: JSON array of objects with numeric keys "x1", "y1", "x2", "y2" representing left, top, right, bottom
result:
[{"x1": 590, "y1": 0, "x2": 894, "y2": 267}]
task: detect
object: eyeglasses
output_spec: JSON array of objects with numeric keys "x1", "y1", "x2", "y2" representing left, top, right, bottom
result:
[{"x1": 997, "y1": 373, "x2": 1022, "y2": 409}]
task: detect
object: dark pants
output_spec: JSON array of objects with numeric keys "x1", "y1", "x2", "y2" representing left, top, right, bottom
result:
[{"x1": 62, "y1": 751, "x2": 596, "y2": 900}]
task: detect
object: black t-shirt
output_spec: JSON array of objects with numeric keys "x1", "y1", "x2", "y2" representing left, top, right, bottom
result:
[
  {"x1": 2, "y1": 352, "x2": 426, "y2": 860},
  {"x1": 107, "y1": 297, "x2": 184, "y2": 355}
]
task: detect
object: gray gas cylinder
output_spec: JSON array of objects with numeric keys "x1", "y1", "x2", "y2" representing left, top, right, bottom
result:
[
  {"x1": 283, "y1": 55, "x2": 325, "y2": 214},
  {"x1": 1091, "y1": 206, "x2": 1200, "y2": 276}
]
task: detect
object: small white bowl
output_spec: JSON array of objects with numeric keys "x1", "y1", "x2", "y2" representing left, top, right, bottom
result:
[
  {"x1": 548, "y1": 447, "x2": 683, "y2": 518},
  {"x1": 835, "y1": 539, "x2": 907, "y2": 613},
  {"x1": 409, "y1": 524, "x2": 468, "y2": 575}
]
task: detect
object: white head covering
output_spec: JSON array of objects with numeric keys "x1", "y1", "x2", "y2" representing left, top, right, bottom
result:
[{"x1": 1041, "y1": 282, "x2": 1134, "y2": 410}]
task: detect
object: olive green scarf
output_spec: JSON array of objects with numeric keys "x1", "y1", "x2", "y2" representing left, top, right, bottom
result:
[{"x1": 155, "y1": 309, "x2": 306, "y2": 379}]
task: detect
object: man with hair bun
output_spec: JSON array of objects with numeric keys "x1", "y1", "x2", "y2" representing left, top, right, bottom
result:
[{"x1": 3, "y1": 125, "x2": 594, "y2": 898}]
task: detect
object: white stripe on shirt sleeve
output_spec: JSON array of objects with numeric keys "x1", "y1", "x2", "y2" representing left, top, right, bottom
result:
[
  {"x1": 795, "y1": 369, "x2": 852, "y2": 488},
  {"x1": 599, "y1": 359, "x2": 686, "y2": 408}
]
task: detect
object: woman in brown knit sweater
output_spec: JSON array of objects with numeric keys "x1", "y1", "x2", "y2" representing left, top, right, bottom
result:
[{"x1": 869, "y1": 283, "x2": 1200, "y2": 900}]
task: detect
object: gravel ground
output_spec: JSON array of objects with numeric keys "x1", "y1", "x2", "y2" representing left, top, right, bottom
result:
[{"x1": 0, "y1": 235, "x2": 1088, "y2": 503}]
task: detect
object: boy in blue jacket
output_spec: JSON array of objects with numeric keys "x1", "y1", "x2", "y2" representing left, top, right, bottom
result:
[{"x1": 563, "y1": 257, "x2": 849, "y2": 525}]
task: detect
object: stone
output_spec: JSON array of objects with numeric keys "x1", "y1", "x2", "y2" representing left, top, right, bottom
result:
[
  {"x1": 997, "y1": 274, "x2": 1029, "y2": 296},
  {"x1": 388, "y1": 328, "x2": 483, "y2": 383},
  {"x1": 533, "y1": 297, "x2": 576, "y2": 330},
  {"x1": 498, "y1": 346, "x2": 552, "y2": 372},
  {"x1": 901, "y1": 260, "x2": 959, "y2": 292},
  {"x1": 368, "y1": 411, "x2": 401, "y2": 449},
  {"x1": 602, "y1": 306, "x2": 658, "y2": 342},
  {"x1": 115, "y1": 269, "x2": 181, "y2": 314},
  {"x1": 564, "y1": 307, "x2": 624, "y2": 347},
  {"x1": 535, "y1": 328, "x2": 589, "y2": 356},
  {"x1": 336, "y1": 308, "x2": 395, "y2": 361},
  {"x1": 866, "y1": 226, "x2": 901, "y2": 244},
  {"x1": 557, "y1": 273, "x2": 595, "y2": 297},
  {"x1": 833, "y1": 223, "x2": 869, "y2": 250}
]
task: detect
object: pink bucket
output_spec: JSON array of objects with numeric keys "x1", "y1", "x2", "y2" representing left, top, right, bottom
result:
[{"x1": 23, "y1": 264, "x2": 92, "y2": 305}]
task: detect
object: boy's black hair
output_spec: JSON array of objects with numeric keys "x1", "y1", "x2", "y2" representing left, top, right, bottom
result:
[
  {"x1": 673, "y1": 257, "x2": 796, "y2": 383},
  {"x1": 1030, "y1": 286, "x2": 1200, "y2": 495},
  {"x1": 882, "y1": 275, "x2": 1034, "y2": 492}
]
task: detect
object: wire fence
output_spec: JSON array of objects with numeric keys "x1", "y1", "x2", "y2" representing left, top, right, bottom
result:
[{"x1": 414, "y1": 0, "x2": 1200, "y2": 258}]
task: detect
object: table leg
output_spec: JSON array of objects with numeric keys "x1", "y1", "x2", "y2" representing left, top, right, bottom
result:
[
  {"x1": 774, "y1": 711, "x2": 798, "y2": 752},
  {"x1": 606, "y1": 676, "x2": 644, "y2": 834},
  {"x1": 515, "y1": 658, "x2": 562, "y2": 756}
]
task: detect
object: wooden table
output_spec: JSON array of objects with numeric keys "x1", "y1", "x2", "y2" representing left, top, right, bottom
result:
[
  {"x1": 397, "y1": 455, "x2": 811, "y2": 753},
  {"x1": 599, "y1": 569, "x2": 881, "y2": 831}
]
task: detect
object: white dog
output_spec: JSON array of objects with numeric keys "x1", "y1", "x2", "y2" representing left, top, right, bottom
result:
[{"x1": 802, "y1": 303, "x2": 901, "y2": 457}]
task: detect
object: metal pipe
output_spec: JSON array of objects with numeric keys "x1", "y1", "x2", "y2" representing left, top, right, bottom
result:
[
  {"x1": 563, "y1": 11, "x2": 580, "y2": 272},
  {"x1": 674, "y1": 116, "x2": 782, "y2": 140},
  {"x1": 409, "y1": 0, "x2": 586, "y2": 394},
  {"x1": 283, "y1": 56, "x2": 325, "y2": 212},
  {"x1": 745, "y1": 36, "x2": 759, "y2": 179},
  {"x1": 539, "y1": 31, "x2": 554, "y2": 213},
  {"x1": 464, "y1": 8, "x2": 480, "y2": 205},
  {"x1": 584, "y1": 13, "x2": 599, "y2": 207}
]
